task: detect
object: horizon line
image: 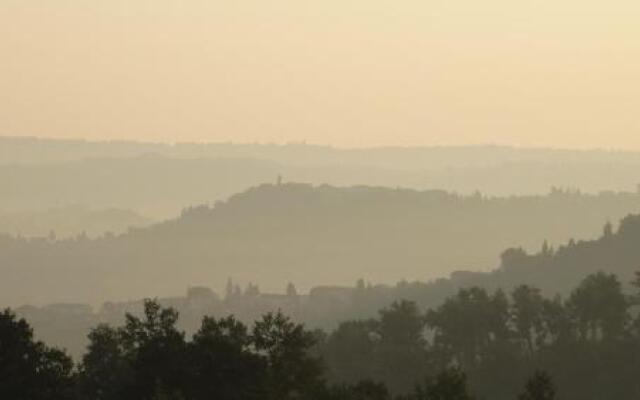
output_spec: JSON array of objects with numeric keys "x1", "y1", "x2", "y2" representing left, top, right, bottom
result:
[{"x1": 1, "y1": 134, "x2": 639, "y2": 154}]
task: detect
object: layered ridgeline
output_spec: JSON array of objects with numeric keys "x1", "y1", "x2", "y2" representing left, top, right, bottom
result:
[
  {"x1": 5, "y1": 137, "x2": 640, "y2": 219},
  {"x1": 7, "y1": 136, "x2": 640, "y2": 168},
  {"x1": 6, "y1": 156, "x2": 640, "y2": 219},
  {"x1": 2, "y1": 183, "x2": 640, "y2": 306}
]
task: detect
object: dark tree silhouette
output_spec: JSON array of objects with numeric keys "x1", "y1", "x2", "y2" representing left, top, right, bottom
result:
[
  {"x1": 511, "y1": 285, "x2": 544, "y2": 355},
  {"x1": 407, "y1": 368, "x2": 474, "y2": 400},
  {"x1": 13, "y1": 267, "x2": 640, "y2": 399},
  {"x1": 187, "y1": 315, "x2": 266, "y2": 400},
  {"x1": 0, "y1": 309, "x2": 75, "y2": 400},
  {"x1": 518, "y1": 371, "x2": 556, "y2": 400},
  {"x1": 253, "y1": 311, "x2": 324, "y2": 399},
  {"x1": 377, "y1": 301, "x2": 430, "y2": 393},
  {"x1": 77, "y1": 324, "x2": 131, "y2": 400},
  {"x1": 79, "y1": 300, "x2": 188, "y2": 400},
  {"x1": 567, "y1": 272, "x2": 628, "y2": 341},
  {"x1": 426, "y1": 287, "x2": 509, "y2": 368}
]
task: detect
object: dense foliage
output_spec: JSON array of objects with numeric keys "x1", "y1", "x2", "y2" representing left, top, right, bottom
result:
[
  {"x1": 321, "y1": 271, "x2": 640, "y2": 399},
  {"x1": 4, "y1": 269, "x2": 640, "y2": 399},
  {"x1": 0, "y1": 310, "x2": 75, "y2": 400},
  {"x1": 0, "y1": 300, "x2": 479, "y2": 400}
]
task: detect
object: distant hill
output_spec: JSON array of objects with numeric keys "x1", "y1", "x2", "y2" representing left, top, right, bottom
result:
[
  {"x1": 4, "y1": 139, "x2": 640, "y2": 218},
  {"x1": 2, "y1": 183, "x2": 640, "y2": 306},
  {"x1": 0, "y1": 206, "x2": 152, "y2": 238},
  {"x1": 5, "y1": 136, "x2": 640, "y2": 168},
  {"x1": 0, "y1": 156, "x2": 286, "y2": 218}
]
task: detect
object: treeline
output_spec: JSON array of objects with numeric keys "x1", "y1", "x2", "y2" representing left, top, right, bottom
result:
[
  {"x1": 3, "y1": 300, "x2": 485, "y2": 400},
  {"x1": 4, "y1": 271, "x2": 640, "y2": 399},
  {"x1": 321, "y1": 271, "x2": 640, "y2": 399}
]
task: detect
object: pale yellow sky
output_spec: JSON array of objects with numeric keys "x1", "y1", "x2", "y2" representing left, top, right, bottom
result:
[{"x1": 1, "y1": 0, "x2": 639, "y2": 148}]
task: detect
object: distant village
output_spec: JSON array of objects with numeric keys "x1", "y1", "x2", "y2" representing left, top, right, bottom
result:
[{"x1": 15, "y1": 279, "x2": 392, "y2": 358}]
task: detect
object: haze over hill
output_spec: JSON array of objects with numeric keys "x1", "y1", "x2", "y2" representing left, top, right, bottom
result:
[
  {"x1": 3, "y1": 182, "x2": 640, "y2": 307},
  {"x1": 3, "y1": 137, "x2": 640, "y2": 219},
  {"x1": 6, "y1": 136, "x2": 640, "y2": 167}
]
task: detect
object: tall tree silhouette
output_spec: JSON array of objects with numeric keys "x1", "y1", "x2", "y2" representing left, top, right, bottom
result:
[
  {"x1": 187, "y1": 316, "x2": 266, "y2": 400},
  {"x1": 568, "y1": 272, "x2": 628, "y2": 341},
  {"x1": 77, "y1": 324, "x2": 131, "y2": 400},
  {"x1": 252, "y1": 311, "x2": 324, "y2": 399},
  {"x1": 511, "y1": 285, "x2": 544, "y2": 355},
  {"x1": 0, "y1": 309, "x2": 75, "y2": 400}
]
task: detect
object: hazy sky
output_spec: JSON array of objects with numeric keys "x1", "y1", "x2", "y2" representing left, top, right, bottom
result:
[{"x1": 2, "y1": 1, "x2": 639, "y2": 148}]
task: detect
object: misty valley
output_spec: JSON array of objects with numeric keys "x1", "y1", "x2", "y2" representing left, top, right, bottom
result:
[
  {"x1": 4, "y1": 0, "x2": 640, "y2": 395},
  {"x1": 2, "y1": 139, "x2": 640, "y2": 399}
]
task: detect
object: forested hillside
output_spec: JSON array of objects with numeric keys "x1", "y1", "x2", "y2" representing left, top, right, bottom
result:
[{"x1": 2, "y1": 183, "x2": 640, "y2": 306}]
